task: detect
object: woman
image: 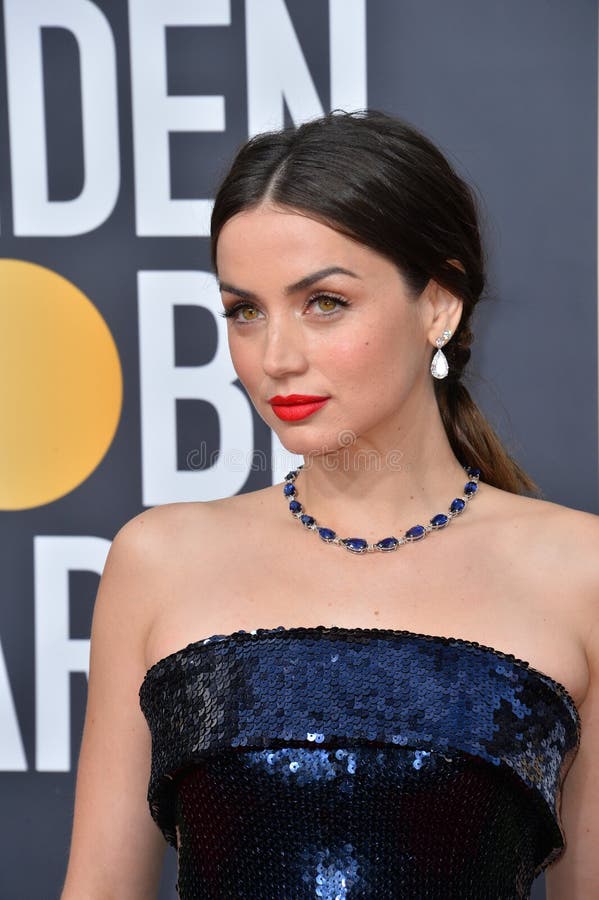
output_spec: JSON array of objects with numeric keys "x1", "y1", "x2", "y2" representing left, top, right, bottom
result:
[{"x1": 62, "y1": 110, "x2": 598, "y2": 898}]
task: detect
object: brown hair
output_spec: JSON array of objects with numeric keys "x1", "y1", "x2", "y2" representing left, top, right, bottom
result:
[{"x1": 210, "y1": 109, "x2": 542, "y2": 496}]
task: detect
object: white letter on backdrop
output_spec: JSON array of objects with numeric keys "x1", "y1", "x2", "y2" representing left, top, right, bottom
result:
[
  {"x1": 138, "y1": 271, "x2": 254, "y2": 503},
  {"x1": 246, "y1": 0, "x2": 367, "y2": 136},
  {"x1": 0, "y1": 640, "x2": 27, "y2": 771},
  {"x1": 4, "y1": 0, "x2": 119, "y2": 236},
  {"x1": 129, "y1": 0, "x2": 230, "y2": 237},
  {"x1": 35, "y1": 535, "x2": 107, "y2": 772},
  {"x1": 329, "y1": 0, "x2": 367, "y2": 113}
]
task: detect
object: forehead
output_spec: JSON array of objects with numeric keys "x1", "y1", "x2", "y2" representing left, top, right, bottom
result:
[{"x1": 216, "y1": 204, "x2": 375, "y2": 275}]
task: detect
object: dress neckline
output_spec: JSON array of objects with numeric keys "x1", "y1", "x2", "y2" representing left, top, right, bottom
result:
[{"x1": 142, "y1": 623, "x2": 581, "y2": 730}]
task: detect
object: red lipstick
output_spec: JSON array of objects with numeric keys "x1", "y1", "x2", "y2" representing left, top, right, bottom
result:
[{"x1": 269, "y1": 394, "x2": 330, "y2": 421}]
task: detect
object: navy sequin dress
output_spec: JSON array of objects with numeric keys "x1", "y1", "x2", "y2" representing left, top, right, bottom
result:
[{"x1": 139, "y1": 626, "x2": 580, "y2": 899}]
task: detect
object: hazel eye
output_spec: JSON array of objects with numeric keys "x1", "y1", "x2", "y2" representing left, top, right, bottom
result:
[
  {"x1": 218, "y1": 293, "x2": 350, "y2": 324},
  {"x1": 218, "y1": 303, "x2": 262, "y2": 322},
  {"x1": 308, "y1": 294, "x2": 350, "y2": 315},
  {"x1": 239, "y1": 306, "x2": 259, "y2": 321},
  {"x1": 315, "y1": 296, "x2": 338, "y2": 313}
]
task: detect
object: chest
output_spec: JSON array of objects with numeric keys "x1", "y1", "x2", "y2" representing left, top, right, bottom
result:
[{"x1": 145, "y1": 514, "x2": 588, "y2": 707}]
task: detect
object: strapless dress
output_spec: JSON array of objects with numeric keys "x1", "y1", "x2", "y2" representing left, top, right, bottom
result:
[{"x1": 138, "y1": 626, "x2": 580, "y2": 899}]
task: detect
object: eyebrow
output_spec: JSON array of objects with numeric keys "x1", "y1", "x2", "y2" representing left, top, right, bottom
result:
[{"x1": 218, "y1": 266, "x2": 360, "y2": 300}]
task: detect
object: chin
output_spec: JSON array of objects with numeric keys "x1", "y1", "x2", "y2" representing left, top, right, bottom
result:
[
  {"x1": 275, "y1": 436, "x2": 324, "y2": 457},
  {"x1": 278, "y1": 436, "x2": 357, "y2": 465}
]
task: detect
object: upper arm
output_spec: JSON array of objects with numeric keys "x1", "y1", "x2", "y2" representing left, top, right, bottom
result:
[
  {"x1": 545, "y1": 521, "x2": 599, "y2": 899},
  {"x1": 61, "y1": 509, "x2": 172, "y2": 899}
]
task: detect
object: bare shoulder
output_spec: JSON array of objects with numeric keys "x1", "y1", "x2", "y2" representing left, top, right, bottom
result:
[
  {"x1": 110, "y1": 487, "x2": 277, "y2": 592},
  {"x1": 483, "y1": 483, "x2": 599, "y2": 622},
  {"x1": 112, "y1": 495, "x2": 240, "y2": 559},
  {"x1": 104, "y1": 502, "x2": 223, "y2": 625},
  {"x1": 115, "y1": 498, "x2": 216, "y2": 545},
  {"x1": 120, "y1": 486, "x2": 276, "y2": 532},
  {"x1": 482, "y1": 480, "x2": 598, "y2": 539},
  {"x1": 497, "y1": 486, "x2": 598, "y2": 558}
]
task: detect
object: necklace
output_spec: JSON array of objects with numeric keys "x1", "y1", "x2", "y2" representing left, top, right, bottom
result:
[{"x1": 283, "y1": 464, "x2": 481, "y2": 553}]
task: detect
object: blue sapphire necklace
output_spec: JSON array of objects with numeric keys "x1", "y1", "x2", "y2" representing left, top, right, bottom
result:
[{"x1": 283, "y1": 464, "x2": 481, "y2": 553}]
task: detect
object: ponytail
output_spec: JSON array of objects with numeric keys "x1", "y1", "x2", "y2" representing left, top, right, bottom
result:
[{"x1": 435, "y1": 379, "x2": 542, "y2": 496}]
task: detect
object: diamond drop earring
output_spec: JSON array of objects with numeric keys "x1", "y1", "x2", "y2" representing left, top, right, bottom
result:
[{"x1": 430, "y1": 329, "x2": 452, "y2": 379}]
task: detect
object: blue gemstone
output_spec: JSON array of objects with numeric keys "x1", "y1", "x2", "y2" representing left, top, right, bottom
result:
[
  {"x1": 300, "y1": 514, "x2": 315, "y2": 527},
  {"x1": 342, "y1": 538, "x2": 368, "y2": 553},
  {"x1": 430, "y1": 514, "x2": 449, "y2": 528},
  {"x1": 318, "y1": 527, "x2": 336, "y2": 542},
  {"x1": 405, "y1": 525, "x2": 426, "y2": 540},
  {"x1": 284, "y1": 470, "x2": 299, "y2": 481},
  {"x1": 464, "y1": 481, "x2": 478, "y2": 494},
  {"x1": 451, "y1": 498, "x2": 466, "y2": 513},
  {"x1": 375, "y1": 537, "x2": 399, "y2": 551},
  {"x1": 283, "y1": 483, "x2": 296, "y2": 496},
  {"x1": 289, "y1": 500, "x2": 302, "y2": 514},
  {"x1": 467, "y1": 466, "x2": 481, "y2": 478}
]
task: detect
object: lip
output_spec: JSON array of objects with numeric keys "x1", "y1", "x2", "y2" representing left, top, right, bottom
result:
[
  {"x1": 268, "y1": 394, "x2": 329, "y2": 405},
  {"x1": 270, "y1": 398, "x2": 330, "y2": 421}
]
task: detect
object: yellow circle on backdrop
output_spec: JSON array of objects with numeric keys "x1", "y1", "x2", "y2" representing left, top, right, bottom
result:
[{"x1": 0, "y1": 259, "x2": 123, "y2": 510}]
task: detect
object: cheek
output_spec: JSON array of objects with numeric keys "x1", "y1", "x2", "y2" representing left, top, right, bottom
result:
[
  {"x1": 325, "y1": 324, "x2": 423, "y2": 414},
  {"x1": 227, "y1": 337, "x2": 260, "y2": 389},
  {"x1": 322, "y1": 326, "x2": 401, "y2": 378},
  {"x1": 322, "y1": 341, "x2": 372, "y2": 373}
]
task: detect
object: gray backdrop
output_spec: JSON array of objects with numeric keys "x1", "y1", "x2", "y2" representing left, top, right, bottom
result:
[{"x1": 0, "y1": 1, "x2": 596, "y2": 897}]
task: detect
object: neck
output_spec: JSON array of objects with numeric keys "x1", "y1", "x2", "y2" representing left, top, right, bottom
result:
[{"x1": 295, "y1": 408, "x2": 470, "y2": 542}]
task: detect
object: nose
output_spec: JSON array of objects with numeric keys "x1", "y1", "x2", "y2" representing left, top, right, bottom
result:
[{"x1": 261, "y1": 316, "x2": 309, "y2": 378}]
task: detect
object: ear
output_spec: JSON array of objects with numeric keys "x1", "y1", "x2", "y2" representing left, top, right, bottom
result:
[{"x1": 423, "y1": 260, "x2": 464, "y2": 346}]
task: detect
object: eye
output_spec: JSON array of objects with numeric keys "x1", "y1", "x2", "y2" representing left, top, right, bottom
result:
[
  {"x1": 218, "y1": 303, "x2": 263, "y2": 322},
  {"x1": 218, "y1": 292, "x2": 350, "y2": 324},
  {"x1": 237, "y1": 305, "x2": 260, "y2": 322},
  {"x1": 310, "y1": 294, "x2": 349, "y2": 315}
]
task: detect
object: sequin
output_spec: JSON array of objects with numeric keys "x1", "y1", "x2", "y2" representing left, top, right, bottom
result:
[{"x1": 139, "y1": 625, "x2": 580, "y2": 898}]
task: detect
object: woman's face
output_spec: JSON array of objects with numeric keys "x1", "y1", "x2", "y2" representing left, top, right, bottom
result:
[{"x1": 216, "y1": 203, "x2": 436, "y2": 458}]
